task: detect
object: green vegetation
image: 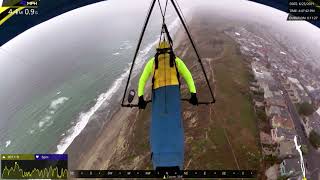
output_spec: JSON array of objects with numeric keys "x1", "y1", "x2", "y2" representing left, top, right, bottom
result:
[
  {"x1": 202, "y1": 33, "x2": 260, "y2": 169},
  {"x1": 266, "y1": 62, "x2": 271, "y2": 69},
  {"x1": 309, "y1": 130, "x2": 320, "y2": 148},
  {"x1": 301, "y1": 144, "x2": 309, "y2": 155},
  {"x1": 278, "y1": 176, "x2": 289, "y2": 180},
  {"x1": 248, "y1": 71, "x2": 255, "y2": 82},
  {"x1": 296, "y1": 102, "x2": 315, "y2": 116},
  {"x1": 264, "y1": 155, "x2": 278, "y2": 164},
  {"x1": 256, "y1": 109, "x2": 267, "y2": 122},
  {"x1": 253, "y1": 90, "x2": 264, "y2": 96}
]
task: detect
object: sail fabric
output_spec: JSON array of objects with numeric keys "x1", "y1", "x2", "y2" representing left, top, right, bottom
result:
[{"x1": 150, "y1": 85, "x2": 184, "y2": 169}]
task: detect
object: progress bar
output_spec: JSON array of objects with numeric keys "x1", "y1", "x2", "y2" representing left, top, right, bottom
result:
[{"x1": 71, "y1": 170, "x2": 257, "y2": 178}]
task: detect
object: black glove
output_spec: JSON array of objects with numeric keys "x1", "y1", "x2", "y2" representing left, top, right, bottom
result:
[
  {"x1": 138, "y1": 96, "x2": 147, "y2": 109},
  {"x1": 189, "y1": 93, "x2": 198, "y2": 106}
]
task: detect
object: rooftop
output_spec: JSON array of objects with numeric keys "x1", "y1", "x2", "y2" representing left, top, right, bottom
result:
[
  {"x1": 308, "y1": 112, "x2": 320, "y2": 135},
  {"x1": 272, "y1": 115, "x2": 295, "y2": 129},
  {"x1": 288, "y1": 77, "x2": 304, "y2": 91},
  {"x1": 281, "y1": 158, "x2": 302, "y2": 174},
  {"x1": 279, "y1": 141, "x2": 298, "y2": 158},
  {"x1": 306, "y1": 85, "x2": 315, "y2": 92},
  {"x1": 266, "y1": 96, "x2": 286, "y2": 108},
  {"x1": 316, "y1": 107, "x2": 320, "y2": 116},
  {"x1": 275, "y1": 127, "x2": 297, "y2": 140}
]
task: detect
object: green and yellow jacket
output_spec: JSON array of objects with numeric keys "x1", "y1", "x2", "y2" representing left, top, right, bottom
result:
[{"x1": 138, "y1": 53, "x2": 196, "y2": 97}]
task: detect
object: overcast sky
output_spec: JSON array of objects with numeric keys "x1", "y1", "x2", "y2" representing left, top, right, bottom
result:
[
  {"x1": 2, "y1": 0, "x2": 320, "y2": 52},
  {"x1": 176, "y1": 0, "x2": 320, "y2": 58},
  {"x1": 191, "y1": 0, "x2": 320, "y2": 45}
]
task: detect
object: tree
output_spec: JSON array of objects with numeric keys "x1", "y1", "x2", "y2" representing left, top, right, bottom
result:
[
  {"x1": 297, "y1": 102, "x2": 315, "y2": 116},
  {"x1": 309, "y1": 130, "x2": 320, "y2": 148},
  {"x1": 266, "y1": 62, "x2": 271, "y2": 69},
  {"x1": 264, "y1": 155, "x2": 278, "y2": 164},
  {"x1": 257, "y1": 109, "x2": 267, "y2": 122},
  {"x1": 277, "y1": 176, "x2": 289, "y2": 180},
  {"x1": 301, "y1": 144, "x2": 309, "y2": 155}
]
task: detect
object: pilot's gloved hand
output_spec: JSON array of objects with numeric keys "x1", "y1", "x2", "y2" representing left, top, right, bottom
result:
[
  {"x1": 189, "y1": 93, "x2": 198, "y2": 106},
  {"x1": 138, "y1": 95, "x2": 147, "y2": 109}
]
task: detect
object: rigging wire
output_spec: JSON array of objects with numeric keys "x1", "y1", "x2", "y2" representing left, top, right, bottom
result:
[
  {"x1": 121, "y1": 0, "x2": 157, "y2": 107},
  {"x1": 174, "y1": 0, "x2": 189, "y2": 30},
  {"x1": 170, "y1": 0, "x2": 216, "y2": 103},
  {"x1": 157, "y1": 0, "x2": 169, "y2": 47}
]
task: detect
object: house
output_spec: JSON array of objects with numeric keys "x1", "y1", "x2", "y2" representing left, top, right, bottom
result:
[
  {"x1": 271, "y1": 127, "x2": 296, "y2": 143},
  {"x1": 271, "y1": 115, "x2": 295, "y2": 130},
  {"x1": 250, "y1": 86, "x2": 259, "y2": 92},
  {"x1": 260, "y1": 131, "x2": 273, "y2": 145},
  {"x1": 265, "y1": 105, "x2": 290, "y2": 118},
  {"x1": 265, "y1": 96, "x2": 287, "y2": 108},
  {"x1": 300, "y1": 95, "x2": 312, "y2": 104},
  {"x1": 251, "y1": 61, "x2": 273, "y2": 83},
  {"x1": 254, "y1": 100, "x2": 264, "y2": 108},
  {"x1": 265, "y1": 105, "x2": 281, "y2": 117},
  {"x1": 284, "y1": 78, "x2": 301, "y2": 103},
  {"x1": 304, "y1": 108, "x2": 320, "y2": 136},
  {"x1": 278, "y1": 140, "x2": 299, "y2": 159},
  {"x1": 279, "y1": 158, "x2": 304, "y2": 179},
  {"x1": 263, "y1": 85, "x2": 273, "y2": 98},
  {"x1": 309, "y1": 89, "x2": 320, "y2": 107},
  {"x1": 287, "y1": 89, "x2": 301, "y2": 103},
  {"x1": 279, "y1": 108, "x2": 291, "y2": 119}
]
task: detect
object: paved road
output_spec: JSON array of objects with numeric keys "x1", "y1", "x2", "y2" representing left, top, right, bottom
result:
[{"x1": 280, "y1": 84, "x2": 320, "y2": 180}]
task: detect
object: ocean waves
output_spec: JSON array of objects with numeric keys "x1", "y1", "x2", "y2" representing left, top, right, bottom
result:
[{"x1": 55, "y1": 16, "x2": 181, "y2": 154}]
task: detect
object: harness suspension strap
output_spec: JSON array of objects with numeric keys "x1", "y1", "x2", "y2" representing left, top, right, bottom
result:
[
  {"x1": 169, "y1": 52, "x2": 174, "y2": 67},
  {"x1": 155, "y1": 53, "x2": 159, "y2": 69}
]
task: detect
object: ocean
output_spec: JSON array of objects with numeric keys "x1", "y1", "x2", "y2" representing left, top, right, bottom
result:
[{"x1": 0, "y1": 0, "x2": 181, "y2": 154}]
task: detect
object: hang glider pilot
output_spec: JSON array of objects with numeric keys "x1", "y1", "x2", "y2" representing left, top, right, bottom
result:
[
  {"x1": 138, "y1": 40, "x2": 198, "y2": 109},
  {"x1": 137, "y1": 40, "x2": 198, "y2": 170}
]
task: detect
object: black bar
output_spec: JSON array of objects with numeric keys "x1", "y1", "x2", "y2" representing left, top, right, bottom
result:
[
  {"x1": 123, "y1": 98, "x2": 212, "y2": 108},
  {"x1": 71, "y1": 170, "x2": 257, "y2": 178},
  {"x1": 170, "y1": 0, "x2": 216, "y2": 104},
  {"x1": 121, "y1": 0, "x2": 157, "y2": 107}
]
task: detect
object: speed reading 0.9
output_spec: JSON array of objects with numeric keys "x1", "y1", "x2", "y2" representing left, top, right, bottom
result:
[{"x1": 8, "y1": 8, "x2": 38, "y2": 16}]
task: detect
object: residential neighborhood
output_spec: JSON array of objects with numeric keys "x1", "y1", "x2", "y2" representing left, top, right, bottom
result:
[{"x1": 225, "y1": 26, "x2": 320, "y2": 180}]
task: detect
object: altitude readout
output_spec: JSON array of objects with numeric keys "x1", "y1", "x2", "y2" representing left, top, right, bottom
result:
[{"x1": 288, "y1": 0, "x2": 320, "y2": 20}]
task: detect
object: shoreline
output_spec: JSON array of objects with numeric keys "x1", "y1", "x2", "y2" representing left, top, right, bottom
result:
[{"x1": 66, "y1": 106, "x2": 134, "y2": 169}]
